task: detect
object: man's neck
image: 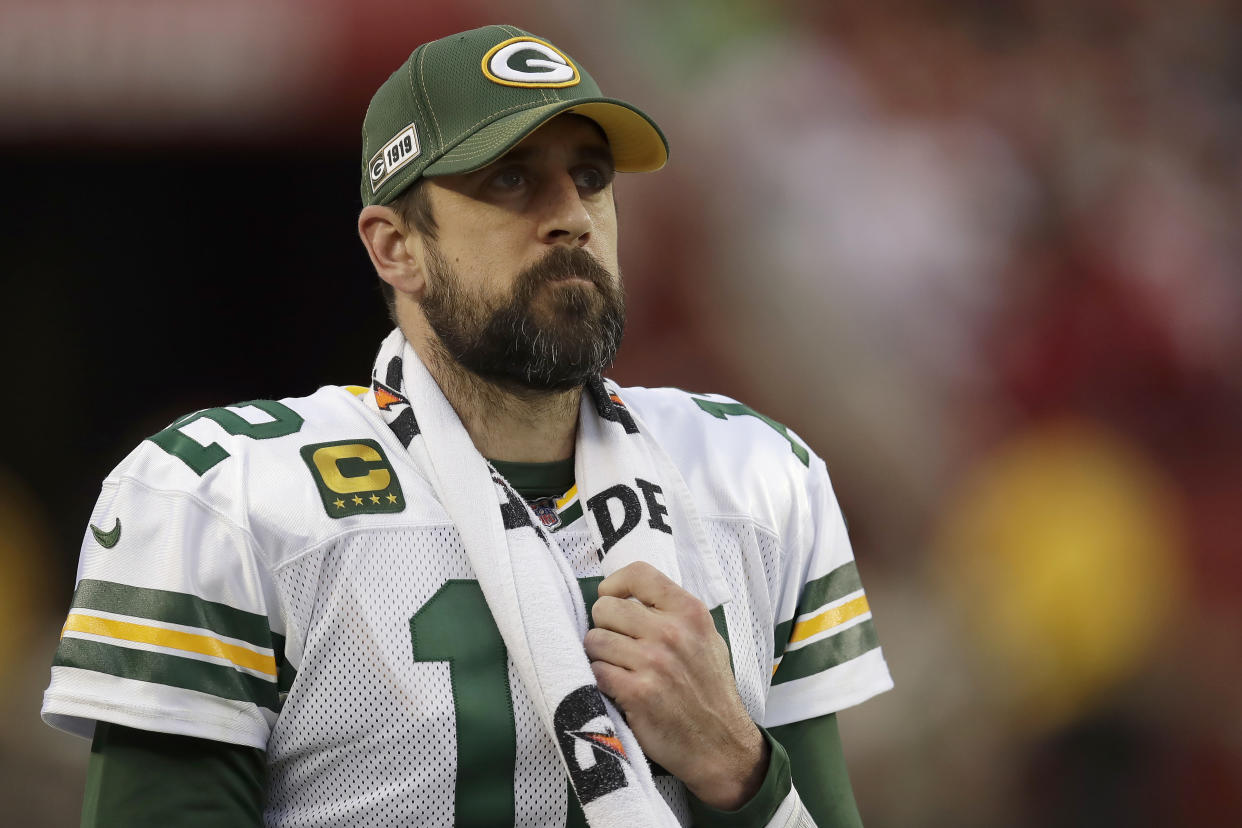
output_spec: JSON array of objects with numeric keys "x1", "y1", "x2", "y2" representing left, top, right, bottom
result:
[{"x1": 412, "y1": 335, "x2": 581, "y2": 463}]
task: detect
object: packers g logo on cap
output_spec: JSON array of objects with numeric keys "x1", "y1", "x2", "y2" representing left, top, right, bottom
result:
[{"x1": 482, "y1": 37, "x2": 580, "y2": 88}]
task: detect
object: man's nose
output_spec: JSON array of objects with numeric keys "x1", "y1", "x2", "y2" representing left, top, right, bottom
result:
[{"x1": 537, "y1": 174, "x2": 592, "y2": 246}]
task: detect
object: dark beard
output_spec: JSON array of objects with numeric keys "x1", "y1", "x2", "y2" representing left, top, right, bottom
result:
[{"x1": 420, "y1": 244, "x2": 626, "y2": 392}]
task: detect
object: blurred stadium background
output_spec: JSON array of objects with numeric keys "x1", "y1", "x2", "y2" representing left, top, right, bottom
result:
[{"x1": 2, "y1": 0, "x2": 1240, "y2": 824}]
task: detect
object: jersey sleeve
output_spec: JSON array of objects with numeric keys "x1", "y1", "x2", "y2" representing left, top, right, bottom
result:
[
  {"x1": 763, "y1": 453, "x2": 893, "y2": 728},
  {"x1": 42, "y1": 446, "x2": 288, "y2": 751}
]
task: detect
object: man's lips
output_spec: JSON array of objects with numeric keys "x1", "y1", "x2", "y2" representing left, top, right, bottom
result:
[{"x1": 544, "y1": 273, "x2": 596, "y2": 285}]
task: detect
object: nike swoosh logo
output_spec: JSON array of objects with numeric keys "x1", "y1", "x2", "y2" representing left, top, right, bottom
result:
[{"x1": 90, "y1": 518, "x2": 122, "y2": 548}]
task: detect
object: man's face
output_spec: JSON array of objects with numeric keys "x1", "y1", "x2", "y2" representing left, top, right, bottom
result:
[{"x1": 416, "y1": 115, "x2": 625, "y2": 392}]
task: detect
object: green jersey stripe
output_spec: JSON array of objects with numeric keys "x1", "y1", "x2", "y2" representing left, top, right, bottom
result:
[
  {"x1": 772, "y1": 618, "x2": 795, "y2": 660},
  {"x1": 269, "y1": 633, "x2": 297, "y2": 694},
  {"x1": 773, "y1": 562, "x2": 865, "y2": 659},
  {"x1": 71, "y1": 579, "x2": 273, "y2": 650},
  {"x1": 770, "y1": 619, "x2": 880, "y2": 686},
  {"x1": 554, "y1": 500, "x2": 583, "y2": 531},
  {"x1": 54, "y1": 636, "x2": 280, "y2": 712},
  {"x1": 795, "y1": 562, "x2": 863, "y2": 618}
]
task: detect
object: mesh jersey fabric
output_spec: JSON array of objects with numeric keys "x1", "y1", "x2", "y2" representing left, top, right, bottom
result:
[{"x1": 43, "y1": 383, "x2": 892, "y2": 827}]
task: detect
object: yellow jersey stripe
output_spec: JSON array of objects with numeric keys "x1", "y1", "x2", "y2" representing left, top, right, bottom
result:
[
  {"x1": 789, "y1": 595, "x2": 870, "y2": 645},
  {"x1": 62, "y1": 613, "x2": 278, "y2": 678},
  {"x1": 344, "y1": 385, "x2": 369, "y2": 397},
  {"x1": 556, "y1": 484, "x2": 579, "y2": 510}
]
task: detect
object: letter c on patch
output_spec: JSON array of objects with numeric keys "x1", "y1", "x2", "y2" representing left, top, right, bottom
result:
[{"x1": 312, "y1": 444, "x2": 392, "y2": 493}]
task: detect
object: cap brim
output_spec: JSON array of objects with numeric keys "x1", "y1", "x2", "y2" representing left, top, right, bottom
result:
[{"x1": 422, "y1": 98, "x2": 668, "y2": 178}]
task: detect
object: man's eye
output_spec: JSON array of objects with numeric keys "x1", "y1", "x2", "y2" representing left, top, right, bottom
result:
[
  {"x1": 489, "y1": 169, "x2": 527, "y2": 191},
  {"x1": 571, "y1": 166, "x2": 611, "y2": 192},
  {"x1": 574, "y1": 167, "x2": 610, "y2": 191}
]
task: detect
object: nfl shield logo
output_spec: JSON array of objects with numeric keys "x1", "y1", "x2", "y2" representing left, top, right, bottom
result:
[{"x1": 530, "y1": 496, "x2": 561, "y2": 531}]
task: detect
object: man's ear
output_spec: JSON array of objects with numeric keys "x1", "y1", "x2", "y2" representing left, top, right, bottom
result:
[{"x1": 358, "y1": 205, "x2": 427, "y2": 299}]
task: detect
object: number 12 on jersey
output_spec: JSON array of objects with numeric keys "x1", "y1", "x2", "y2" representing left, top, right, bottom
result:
[{"x1": 411, "y1": 577, "x2": 731, "y2": 825}]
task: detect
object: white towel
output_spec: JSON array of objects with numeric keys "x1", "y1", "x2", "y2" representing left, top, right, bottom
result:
[{"x1": 365, "y1": 329, "x2": 731, "y2": 826}]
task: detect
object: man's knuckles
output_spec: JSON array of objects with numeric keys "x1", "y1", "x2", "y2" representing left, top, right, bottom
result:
[
  {"x1": 661, "y1": 605, "x2": 716, "y2": 648},
  {"x1": 582, "y1": 627, "x2": 608, "y2": 657},
  {"x1": 591, "y1": 594, "x2": 641, "y2": 629},
  {"x1": 638, "y1": 642, "x2": 677, "y2": 676},
  {"x1": 654, "y1": 620, "x2": 688, "y2": 652},
  {"x1": 588, "y1": 599, "x2": 608, "y2": 627},
  {"x1": 608, "y1": 669, "x2": 663, "y2": 710},
  {"x1": 597, "y1": 561, "x2": 659, "y2": 595},
  {"x1": 589, "y1": 659, "x2": 625, "y2": 697},
  {"x1": 601, "y1": 562, "x2": 695, "y2": 608},
  {"x1": 624, "y1": 560, "x2": 661, "y2": 579}
]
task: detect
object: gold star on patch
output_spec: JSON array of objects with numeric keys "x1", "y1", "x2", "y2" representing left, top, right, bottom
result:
[
  {"x1": 386, "y1": 492, "x2": 398, "y2": 504},
  {"x1": 369, "y1": 494, "x2": 381, "y2": 504},
  {"x1": 333, "y1": 499, "x2": 346, "y2": 509},
  {"x1": 352, "y1": 495, "x2": 364, "y2": 506}
]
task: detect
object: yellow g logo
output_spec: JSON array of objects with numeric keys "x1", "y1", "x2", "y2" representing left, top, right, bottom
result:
[{"x1": 300, "y1": 439, "x2": 405, "y2": 518}]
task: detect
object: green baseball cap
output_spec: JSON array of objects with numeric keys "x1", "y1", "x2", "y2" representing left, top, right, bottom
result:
[{"x1": 361, "y1": 24, "x2": 669, "y2": 207}]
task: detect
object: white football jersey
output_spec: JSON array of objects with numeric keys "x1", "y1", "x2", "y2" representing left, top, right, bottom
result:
[{"x1": 43, "y1": 383, "x2": 892, "y2": 827}]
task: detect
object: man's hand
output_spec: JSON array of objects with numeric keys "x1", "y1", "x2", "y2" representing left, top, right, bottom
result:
[{"x1": 584, "y1": 561, "x2": 768, "y2": 810}]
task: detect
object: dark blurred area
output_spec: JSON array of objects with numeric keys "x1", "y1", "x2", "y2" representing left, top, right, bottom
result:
[{"x1": 2, "y1": 1, "x2": 1240, "y2": 825}]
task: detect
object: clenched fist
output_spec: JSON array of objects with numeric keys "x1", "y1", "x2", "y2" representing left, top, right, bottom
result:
[{"x1": 584, "y1": 561, "x2": 768, "y2": 810}]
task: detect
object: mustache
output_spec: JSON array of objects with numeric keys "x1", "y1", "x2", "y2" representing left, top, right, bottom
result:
[{"x1": 517, "y1": 246, "x2": 614, "y2": 290}]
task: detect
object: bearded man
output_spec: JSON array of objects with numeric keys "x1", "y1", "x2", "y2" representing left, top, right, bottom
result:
[{"x1": 44, "y1": 24, "x2": 892, "y2": 827}]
